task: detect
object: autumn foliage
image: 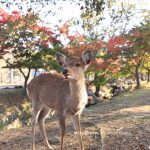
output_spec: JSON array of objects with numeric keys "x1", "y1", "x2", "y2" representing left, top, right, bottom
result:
[
  {"x1": 0, "y1": 8, "x2": 62, "y2": 88},
  {"x1": 0, "y1": 8, "x2": 150, "y2": 88},
  {"x1": 0, "y1": 8, "x2": 61, "y2": 54},
  {"x1": 59, "y1": 22, "x2": 103, "y2": 57},
  {"x1": 0, "y1": 9, "x2": 129, "y2": 74},
  {"x1": 106, "y1": 36, "x2": 127, "y2": 55}
]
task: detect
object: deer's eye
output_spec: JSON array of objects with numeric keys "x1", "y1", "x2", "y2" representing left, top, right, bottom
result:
[{"x1": 75, "y1": 63, "x2": 80, "y2": 67}]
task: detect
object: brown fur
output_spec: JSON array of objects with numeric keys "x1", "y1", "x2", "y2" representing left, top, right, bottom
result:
[{"x1": 27, "y1": 50, "x2": 92, "y2": 150}]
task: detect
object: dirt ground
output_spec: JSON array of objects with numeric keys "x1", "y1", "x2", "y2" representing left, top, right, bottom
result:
[{"x1": 0, "y1": 85, "x2": 150, "y2": 150}]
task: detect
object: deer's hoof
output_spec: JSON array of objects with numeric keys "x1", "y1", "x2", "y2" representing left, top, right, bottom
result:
[
  {"x1": 47, "y1": 145, "x2": 53, "y2": 150},
  {"x1": 48, "y1": 146, "x2": 53, "y2": 150}
]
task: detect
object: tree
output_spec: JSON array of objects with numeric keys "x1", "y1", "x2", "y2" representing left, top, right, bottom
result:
[
  {"x1": 141, "y1": 21, "x2": 150, "y2": 82},
  {"x1": 123, "y1": 22, "x2": 150, "y2": 88},
  {"x1": 108, "y1": 20, "x2": 150, "y2": 88},
  {"x1": 1, "y1": 1, "x2": 149, "y2": 91},
  {"x1": 0, "y1": 9, "x2": 62, "y2": 88},
  {"x1": 1, "y1": 0, "x2": 106, "y2": 16}
]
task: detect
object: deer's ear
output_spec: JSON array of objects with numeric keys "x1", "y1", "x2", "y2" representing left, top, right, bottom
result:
[
  {"x1": 82, "y1": 50, "x2": 92, "y2": 65},
  {"x1": 56, "y1": 52, "x2": 66, "y2": 66}
]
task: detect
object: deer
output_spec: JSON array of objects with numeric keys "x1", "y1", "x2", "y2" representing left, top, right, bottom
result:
[{"x1": 27, "y1": 50, "x2": 92, "y2": 150}]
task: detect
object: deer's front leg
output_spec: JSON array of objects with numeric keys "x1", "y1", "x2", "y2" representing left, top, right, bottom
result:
[
  {"x1": 72, "y1": 114, "x2": 84, "y2": 150},
  {"x1": 59, "y1": 114, "x2": 66, "y2": 150}
]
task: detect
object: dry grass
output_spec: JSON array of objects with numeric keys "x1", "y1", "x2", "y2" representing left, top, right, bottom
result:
[{"x1": 0, "y1": 84, "x2": 150, "y2": 150}]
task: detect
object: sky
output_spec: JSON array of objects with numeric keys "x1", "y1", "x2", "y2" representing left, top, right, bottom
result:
[
  {"x1": 0, "y1": 0, "x2": 150, "y2": 37},
  {"x1": 43, "y1": 0, "x2": 150, "y2": 39},
  {"x1": 1, "y1": 0, "x2": 149, "y2": 22},
  {"x1": 39, "y1": 0, "x2": 150, "y2": 27}
]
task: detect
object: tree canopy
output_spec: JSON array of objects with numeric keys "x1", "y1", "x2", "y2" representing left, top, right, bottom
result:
[{"x1": 0, "y1": 1, "x2": 150, "y2": 90}]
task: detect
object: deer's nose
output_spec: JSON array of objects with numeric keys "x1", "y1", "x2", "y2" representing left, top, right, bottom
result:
[{"x1": 62, "y1": 69, "x2": 68, "y2": 75}]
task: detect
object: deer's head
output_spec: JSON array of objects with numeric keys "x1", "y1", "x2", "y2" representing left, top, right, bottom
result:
[{"x1": 56, "y1": 50, "x2": 92, "y2": 81}]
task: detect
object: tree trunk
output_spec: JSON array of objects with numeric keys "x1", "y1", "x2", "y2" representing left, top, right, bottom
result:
[
  {"x1": 135, "y1": 64, "x2": 141, "y2": 89},
  {"x1": 18, "y1": 68, "x2": 31, "y2": 90},
  {"x1": 94, "y1": 73, "x2": 100, "y2": 97},
  {"x1": 33, "y1": 68, "x2": 38, "y2": 78},
  {"x1": 24, "y1": 77, "x2": 28, "y2": 90},
  {"x1": 95, "y1": 86, "x2": 100, "y2": 97},
  {"x1": 24, "y1": 69, "x2": 31, "y2": 90},
  {"x1": 147, "y1": 70, "x2": 150, "y2": 82}
]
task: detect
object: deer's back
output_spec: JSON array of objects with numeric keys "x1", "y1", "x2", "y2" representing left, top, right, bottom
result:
[{"x1": 27, "y1": 73, "x2": 70, "y2": 110}]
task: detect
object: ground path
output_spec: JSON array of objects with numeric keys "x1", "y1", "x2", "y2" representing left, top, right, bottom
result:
[{"x1": 0, "y1": 86, "x2": 150, "y2": 150}]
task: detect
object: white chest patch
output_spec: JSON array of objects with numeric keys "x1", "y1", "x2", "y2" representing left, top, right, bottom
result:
[{"x1": 78, "y1": 90, "x2": 88, "y2": 108}]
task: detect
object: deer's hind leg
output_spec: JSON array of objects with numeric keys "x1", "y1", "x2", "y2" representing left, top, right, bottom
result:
[
  {"x1": 31, "y1": 103, "x2": 43, "y2": 150},
  {"x1": 38, "y1": 107, "x2": 53, "y2": 150}
]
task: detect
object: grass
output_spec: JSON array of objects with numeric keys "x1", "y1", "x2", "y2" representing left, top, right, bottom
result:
[
  {"x1": 0, "y1": 83, "x2": 150, "y2": 149},
  {"x1": 0, "y1": 88, "x2": 29, "y2": 130},
  {"x1": 0, "y1": 88, "x2": 26, "y2": 95}
]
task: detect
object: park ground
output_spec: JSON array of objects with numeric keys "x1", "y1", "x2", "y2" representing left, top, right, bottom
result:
[{"x1": 0, "y1": 84, "x2": 150, "y2": 150}]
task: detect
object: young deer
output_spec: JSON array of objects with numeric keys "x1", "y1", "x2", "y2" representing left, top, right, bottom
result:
[{"x1": 27, "y1": 50, "x2": 92, "y2": 150}]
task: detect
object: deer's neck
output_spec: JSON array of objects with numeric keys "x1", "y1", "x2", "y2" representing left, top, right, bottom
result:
[
  {"x1": 65, "y1": 77, "x2": 88, "y2": 115},
  {"x1": 69, "y1": 77, "x2": 87, "y2": 102}
]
